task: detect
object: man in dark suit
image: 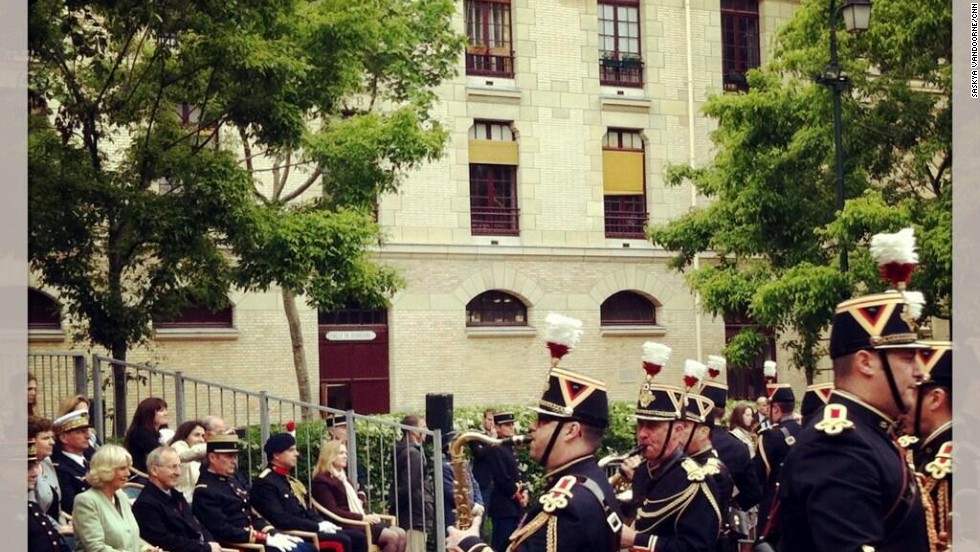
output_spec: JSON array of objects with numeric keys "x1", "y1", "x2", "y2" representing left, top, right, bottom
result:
[
  {"x1": 752, "y1": 382, "x2": 801, "y2": 538},
  {"x1": 50, "y1": 409, "x2": 93, "y2": 515},
  {"x1": 484, "y1": 412, "x2": 527, "y2": 552},
  {"x1": 251, "y1": 433, "x2": 367, "y2": 552},
  {"x1": 193, "y1": 435, "x2": 311, "y2": 552},
  {"x1": 776, "y1": 289, "x2": 929, "y2": 551},
  {"x1": 387, "y1": 415, "x2": 434, "y2": 552},
  {"x1": 132, "y1": 446, "x2": 222, "y2": 552}
]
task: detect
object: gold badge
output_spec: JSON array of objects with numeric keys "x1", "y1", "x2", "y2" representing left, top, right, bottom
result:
[
  {"x1": 539, "y1": 475, "x2": 576, "y2": 513},
  {"x1": 815, "y1": 404, "x2": 855, "y2": 435},
  {"x1": 639, "y1": 389, "x2": 654, "y2": 408}
]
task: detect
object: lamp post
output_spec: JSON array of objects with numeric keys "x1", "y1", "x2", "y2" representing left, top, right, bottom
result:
[{"x1": 816, "y1": 0, "x2": 871, "y2": 273}]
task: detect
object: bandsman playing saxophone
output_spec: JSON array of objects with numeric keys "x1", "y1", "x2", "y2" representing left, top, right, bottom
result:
[{"x1": 447, "y1": 313, "x2": 624, "y2": 552}]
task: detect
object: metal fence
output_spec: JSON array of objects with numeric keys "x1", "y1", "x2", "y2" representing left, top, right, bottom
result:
[{"x1": 29, "y1": 353, "x2": 448, "y2": 552}]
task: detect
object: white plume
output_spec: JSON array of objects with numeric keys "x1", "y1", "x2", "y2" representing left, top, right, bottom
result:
[
  {"x1": 902, "y1": 290, "x2": 925, "y2": 321},
  {"x1": 763, "y1": 360, "x2": 778, "y2": 379},
  {"x1": 642, "y1": 342, "x2": 672, "y2": 366},
  {"x1": 870, "y1": 228, "x2": 918, "y2": 265},
  {"x1": 684, "y1": 359, "x2": 708, "y2": 381},
  {"x1": 707, "y1": 355, "x2": 727, "y2": 371},
  {"x1": 544, "y1": 313, "x2": 584, "y2": 348}
]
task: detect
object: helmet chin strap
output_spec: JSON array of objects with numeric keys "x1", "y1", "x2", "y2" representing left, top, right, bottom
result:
[
  {"x1": 652, "y1": 420, "x2": 675, "y2": 461},
  {"x1": 877, "y1": 350, "x2": 909, "y2": 417},
  {"x1": 682, "y1": 422, "x2": 696, "y2": 453},
  {"x1": 539, "y1": 419, "x2": 567, "y2": 470}
]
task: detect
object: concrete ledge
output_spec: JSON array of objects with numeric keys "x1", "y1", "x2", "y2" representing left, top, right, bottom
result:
[
  {"x1": 599, "y1": 325, "x2": 666, "y2": 337},
  {"x1": 600, "y1": 96, "x2": 652, "y2": 112},
  {"x1": 28, "y1": 329, "x2": 66, "y2": 343},
  {"x1": 467, "y1": 86, "x2": 523, "y2": 105},
  {"x1": 153, "y1": 328, "x2": 240, "y2": 341},
  {"x1": 465, "y1": 326, "x2": 538, "y2": 338}
]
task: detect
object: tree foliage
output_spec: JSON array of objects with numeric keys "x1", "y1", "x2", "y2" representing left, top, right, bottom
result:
[
  {"x1": 28, "y1": 0, "x2": 462, "y2": 389},
  {"x1": 648, "y1": 0, "x2": 951, "y2": 382}
]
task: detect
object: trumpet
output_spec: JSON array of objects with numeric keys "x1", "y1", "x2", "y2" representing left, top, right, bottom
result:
[
  {"x1": 449, "y1": 431, "x2": 530, "y2": 529},
  {"x1": 599, "y1": 445, "x2": 645, "y2": 491}
]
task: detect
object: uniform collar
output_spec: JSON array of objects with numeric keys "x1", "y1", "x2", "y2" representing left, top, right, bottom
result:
[
  {"x1": 271, "y1": 465, "x2": 291, "y2": 476},
  {"x1": 832, "y1": 389, "x2": 897, "y2": 432},
  {"x1": 544, "y1": 454, "x2": 593, "y2": 480},
  {"x1": 921, "y1": 420, "x2": 952, "y2": 448}
]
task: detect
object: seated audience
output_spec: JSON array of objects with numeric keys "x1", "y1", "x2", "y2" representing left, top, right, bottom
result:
[
  {"x1": 194, "y1": 434, "x2": 312, "y2": 552},
  {"x1": 312, "y1": 439, "x2": 407, "y2": 552},
  {"x1": 250, "y1": 432, "x2": 368, "y2": 552},
  {"x1": 30, "y1": 437, "x2": 70, "y2": 552},
  {"x1": 72, "y1": 444, "x2": 161, "y2": 552},
  {"x1": 52, "y1": 409, "x2": 95, "y2": 514},
  {"x1": 168, "y1": 420, "x2": 207, "y2": 503},
  {"x1": 30, "y1": 416, "x2": 75, "y2": 545},
  {"x1": 132, "y1": 446, "x2": 221, "y2": 552},
  {"x1": 57, "y1": 394, "x2": 100, "y2": 451},
  {"x1": 123, "y1": 397, "x2": 170, "y2": 479}
]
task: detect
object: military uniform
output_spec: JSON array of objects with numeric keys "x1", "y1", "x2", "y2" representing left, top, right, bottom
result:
[
  {"x1": 914, "y1": 422, "x2": 952, "y2": 551},
  {"x1": 50, "y1": 445, "x2": 88, "y2": 515},
  {"x1": 449, "y1": 328, "x2": 624, "y2": 552},
  {"x1": 250, "y1": 464, "x2": 367, "y2": 552},
  {"x1": 29, "y1": 500, "x2": 67, "y2": 552},
  {"x1": 753, "y1": 384, "x2": 800, "y2": 537},
  {"x1": 458, "y1": 455, "x2": 624, "y2": 552},
  {"x1": 194, "y1": 468, "x2": 277, "y2": 544},
  {"x1": 631, "y1": 449, "x2": 722, "y2": 552},
  {"x1": 777, "y1": 391, "x2": 928, "y2": 551}
]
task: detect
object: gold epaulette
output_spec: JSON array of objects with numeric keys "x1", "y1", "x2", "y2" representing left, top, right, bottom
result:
[
  {"x1": 538, "y1": 475, "x2": 576, "y2": 513},
  {"x1": 925, "y1": 441, "x2": 953, "y2": 479},
  {"x1": 814, "y1": 404, "x2": 855, "y2": 436},
  {"x1": 258, "y1": 468, "x2": 271, "y2": 478},
  {"x1": 702, "y1": 457, "x2": 722, "y2": 476},
  {"x1": 897, "y1": 435, "x2": 919, "y2": 448},
  {"x1": 681, "y1": 458, "x2": 709, "y2": 482}
]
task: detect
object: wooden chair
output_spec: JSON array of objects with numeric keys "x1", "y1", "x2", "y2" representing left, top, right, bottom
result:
[{"x1": 312, "y1": 498, "x2": 396, "y2": 552}]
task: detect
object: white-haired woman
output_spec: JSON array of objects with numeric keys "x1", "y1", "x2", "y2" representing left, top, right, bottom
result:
[{"x1": 72, "y1": 444, "x2": 161, "y2": 552}]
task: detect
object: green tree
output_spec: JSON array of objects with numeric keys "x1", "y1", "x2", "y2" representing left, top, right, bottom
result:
[
  {"x1": 28, "y1": 0, "x2": 462, "y2": 412},
  {"x1": 648, "y1": 0, "x2": 951, "y2": 383}
]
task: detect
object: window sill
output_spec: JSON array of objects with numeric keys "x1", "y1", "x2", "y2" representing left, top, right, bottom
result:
[
  {"x1": 154, "y1": 328, "x2": 240, "y2": 341},
  {"x1": 28, "y1": 329, "x2": 66, "y2": 343},
  {"x1": 465, "y1": 326, "x2": 538, "y2": 338},
  {"x1": 600, "y1": 95, "x2": 652, "y2": 113},
  {"x1": 600, "y1": 325, "x2": 666, "y2": 337},
  {"x1": 467, "y1": 86, "x2": 522, "y2": 105}
]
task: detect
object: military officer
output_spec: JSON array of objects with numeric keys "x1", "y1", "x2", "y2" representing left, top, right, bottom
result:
[
  {"x1": 901, "y1": 340, "x2": 952, "y2": 551},
  {"x1": 776, "y1": 288, "x2": 930, "y2": 551},
  {"x1": 683, "y1": 391, "x2": 736, "y2": 552},
  {"x1": 250, "y1": 433, "x2": 368, "y2": 552},
  {"x1": 622, "y1": 357, "x2": 721, "y2": 552},
  {"x1": 753, "y1": 382, "x2": 800, "y2": 538},
  {"x1": 50, "y1": 409, "x2": 93, "y2": 515},
  {"x1": 193, "y1": 435, "x2": 312, "y2": 552},
  {"x1": 447, "y1": 325, "x2": 624, "y2": 552}
]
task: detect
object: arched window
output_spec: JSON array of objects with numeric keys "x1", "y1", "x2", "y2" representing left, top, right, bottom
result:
[
  {"x1": 466, "y1": 290, "x2": 527, "y2": 327},
  {"x1": 154, "y1": 299, "x2": 233, "y2": 329},
  {"x1": 600, "y1": 291, "x2": 656, "y2": 326},
  {"x1": 28, "y1": 289, "x2": 61, "y2": 330}
]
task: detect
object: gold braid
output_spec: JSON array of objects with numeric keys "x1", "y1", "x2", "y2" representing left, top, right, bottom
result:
[
  {"x1": 938, "y1": 479, "x2": 950, "y2": 549},
  {"x1": 917, "y1": 473, "x2": 938, "y2": 552}
]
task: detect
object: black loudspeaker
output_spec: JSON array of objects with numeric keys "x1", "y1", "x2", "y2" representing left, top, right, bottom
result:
[{"x1": 426, "y1": 393, "x2": 454, "y2": 437}]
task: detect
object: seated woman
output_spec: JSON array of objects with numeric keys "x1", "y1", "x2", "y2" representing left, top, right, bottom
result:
[
  {"x1": 122, "y1": 397, "x2": 169, "y2": 482},
  {"x1": 168, "y1": 420, "x2": 207, "y2": 503},
  {"x1": 72, "y1": 444, "x2": 161, "y2": 552},
  {"x1": 312, "y1": 440, "x2": 407, "y2": 552}
]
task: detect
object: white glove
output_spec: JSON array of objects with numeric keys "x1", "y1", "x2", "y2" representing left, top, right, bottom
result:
[
  {"x1": 266, "y1": 532, "x2": 298, "y2": 551},
  {"x1": 318, "y1": 520, "x2": 340, "y2": 534},
  {"x1": 285, "y1": 535, "x2": 304, "y2": 544}
]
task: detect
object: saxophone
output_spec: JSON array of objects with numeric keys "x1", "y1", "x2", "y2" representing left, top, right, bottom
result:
[{"x1": 449, "y1": 431, "x2": 530, "y2": 529}]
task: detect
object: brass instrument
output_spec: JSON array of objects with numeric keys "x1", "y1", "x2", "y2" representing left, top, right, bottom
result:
[
  {"x1": 448, "y1": 431, "x2": 530, "y2": 529},
  {"x1": 598, "y1": 445, "x2": 644, "y2": 492}
]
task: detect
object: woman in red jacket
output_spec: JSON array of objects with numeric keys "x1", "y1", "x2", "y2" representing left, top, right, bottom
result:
[{"x1": 312, "y1": 439, "x2": 407, "y2": 552}]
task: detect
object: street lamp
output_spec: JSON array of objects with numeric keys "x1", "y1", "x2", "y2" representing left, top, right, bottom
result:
[{"x1": 816, "y1": 0, "x2": 871, "y2": 273}]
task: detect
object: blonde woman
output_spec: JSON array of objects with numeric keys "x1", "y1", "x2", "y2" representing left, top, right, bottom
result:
[
  {"x1": 312, "y1": 440, "x2": 407, "y2": 552},
  {"x1": 72, "y1": 444, "x2": 161, "y2": 552}
]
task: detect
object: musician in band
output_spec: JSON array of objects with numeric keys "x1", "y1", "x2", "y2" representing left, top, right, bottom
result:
[{"x1": 447, "y1": 365, "x2": 624, "y2": 552}]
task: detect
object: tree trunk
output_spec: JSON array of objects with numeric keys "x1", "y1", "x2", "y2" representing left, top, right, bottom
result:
[{"x1": 282, "y1": 287, "x2": 314, "y2": 420}]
